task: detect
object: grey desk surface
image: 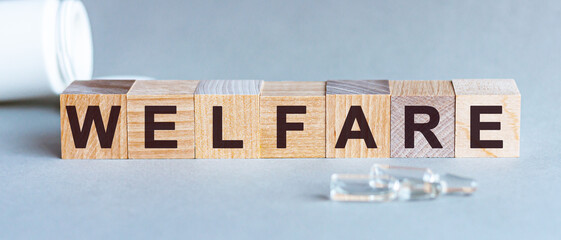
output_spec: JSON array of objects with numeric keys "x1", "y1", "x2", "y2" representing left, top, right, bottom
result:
[{"x1": 2, "y1": 0, "x2": 561, "y2": 239}]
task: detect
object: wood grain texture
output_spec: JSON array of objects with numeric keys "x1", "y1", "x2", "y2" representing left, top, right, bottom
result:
[
  {"x1": 195, "y1": 80, "x2": 263, "y2": 95},
  {"x1": 63, "y1": 80, "x2": 135, "y2": 94},
  {"x1": 127, "y1": 80, "x2": 199, "y2": 95},
  {"x1": 452, "y1": 79, "x2": 520, "y2": 95},
  {"x1": 453, "y1": 79, "x2": 521, "y2": 157},
  {"x1": 260, "y1": 81, "x2": 325, "y2": 158},
  {"x1": 326, "y1": 80, "x2": 391, "y2": 158},
  {"x1": 390, "y1": 80, "x2": 455, "y2": 96},
  {"x1": 326, "y1": 80, "x2": 390, "y2": 95},
  {"x1": 390, "y1": 80, "x2": 455, "y2": 158},
  {"x1": 261, "y1": 81, "x2": 325, "y2": 96},
  {"x1": 127, "y1": 80, "x2": 199, "y2": 159},
  {"x1": 195, "y1": 80, "x2": 262, "y2": 158},
  {"x1": 60, "y1": 80, "x2": 134, "y2": 159}
]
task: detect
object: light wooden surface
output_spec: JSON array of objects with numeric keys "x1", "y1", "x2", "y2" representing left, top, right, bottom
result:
[
  {"x1": 60, "y1": 80, "x2": 134, "y2": 159},
  {"x1": 127, "y1": 80, "x2": 199, "y2": 95},
  {"x1": 452, "y1": 79, "x2": 520, "y2": 95},
  {"x1": 326, "y1": 80, "x2": 390, "y2": 95},
  {"x1": 453, "y1": 79, "x2": 521, "y2": 157},
  {"x1": 127, "y1": 80, "x2": 199, "y2": 159},
  {"x1": 390, "y1": 80, "x2": 455, "y2": 96},
  {"x1": 195, "y1": 80, "x2": 262, "y2": 95},
  {"x1": 195, "y1": 80, "x2": 262, "y2": 158},
  {"x1": 326, "y1": 80, "x2": 391, "y2": 158},
  {"x1": 390, "y1": 80, "x2": 455, "y2": 158},
  {"x1": 63, "y1": 80, "x2": 136, "y2": 94},
  {"x1": 261, "y1": 81, "x2": 325, "y2": 96},
  {"x1": 260, "y1": 81, "x2": 326, "y2": 158}
]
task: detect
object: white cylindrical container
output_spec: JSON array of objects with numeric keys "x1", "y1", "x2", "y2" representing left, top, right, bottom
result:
[{"x1": 0, "y1": 0, "x2": 93, "y2": 101}]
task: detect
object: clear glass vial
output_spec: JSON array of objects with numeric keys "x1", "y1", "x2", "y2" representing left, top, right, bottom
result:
[{"x1": 330, "y1": 164, "x2": 477, "y2": 202}]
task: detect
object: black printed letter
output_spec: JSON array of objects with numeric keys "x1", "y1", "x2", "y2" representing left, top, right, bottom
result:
[
  {"x1": 404, "y1": 106, "x2": 442, "y2": 148},
  {"x1": 145, "y1": 106, "x2": 177, "y2": 148},
  {"x1": 276, "y1": 106, "x2": 306, "y2": 148},
  {"x1": 213, "y1": 106, "x2": 243, "y2": 148},
  {"x1": 66, "y1": 106, "x2": 120, "y2": 148},
  {"x1": 470, "y1": 106, "x2": 503, "y2": 148},
  {"x1": 335, "y1": 106, "x2": 377, "y2": 148}
]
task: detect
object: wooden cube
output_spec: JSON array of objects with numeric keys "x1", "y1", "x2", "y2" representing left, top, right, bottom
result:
[
  {"x1": 453, "y1": 79, "x2": 521, "y2": 157},
  {"x1": 326, "y1": 80, "x2": 391, "y2": 158},
  {"x1": 195, "y1": 80, "x2": 263, "y2": 159},
  {"x1": 127, "y1": 80, "x2": 199, "y2": 159},
  {"x1": 60, "y1": 80, "x2": 135, "y2": 159},
  {"x1": 390, "y1": 80, "x2": 455, "y2": 158},
  {"x1": 260, "y1": 81, "x2": 326, "y2": 158}
]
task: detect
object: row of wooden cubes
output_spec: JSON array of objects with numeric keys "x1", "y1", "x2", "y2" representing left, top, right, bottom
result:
[{"x1": 60, "y1": 79, "x2": 521, "y2": 159}]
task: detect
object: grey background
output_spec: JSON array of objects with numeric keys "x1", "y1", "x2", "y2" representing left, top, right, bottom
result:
[{"x1": 1, "y1": 0, "x2": 561, "y2": 239}]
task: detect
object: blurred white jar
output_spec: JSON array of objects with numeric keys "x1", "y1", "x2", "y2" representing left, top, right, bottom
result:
[{"x1": 0, "y1": 0, "x2": 93, "y2": 101}]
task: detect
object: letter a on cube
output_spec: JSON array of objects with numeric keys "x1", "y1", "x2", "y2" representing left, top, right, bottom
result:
[
  {"x1": 326, "y1": 80, "x2": 391, "y2": 158},
  {"x1": 60, "y1": 80, "x2": 135, "y2": 159},
  {"x1": 453, "y1": 79, "x2": 521, "y2": 157},
  {"x1": 195, "y1": 80, "x2": 262, "y2": 159}
]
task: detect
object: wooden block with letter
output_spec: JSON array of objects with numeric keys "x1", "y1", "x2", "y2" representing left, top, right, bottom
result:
[
  {"x1": 260, "y1": 81, "x2": 326, "y2": 158},
  {"x1": 195, "y1": 80, "x2": 263, "y2": 159},
  {"x1": 326, "y1": 80, "x2": 391, "y2": 158},
  {"x1": 390, "y1": 80, "x2": 455, "y2": 158},
  {"x1": 453, "y1": 79, "x2": 521, "y2": 157},
  {"x1": 60, "y1": 80, "x2": 135, "y2": 159},
  {"x1": 127, "y1": 80, "x2": 199, "y2": 159}
]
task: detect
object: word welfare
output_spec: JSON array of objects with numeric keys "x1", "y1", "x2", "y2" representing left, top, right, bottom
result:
[{"x1": 60, "y1": 79, "x2": 521, "y2": 159}]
